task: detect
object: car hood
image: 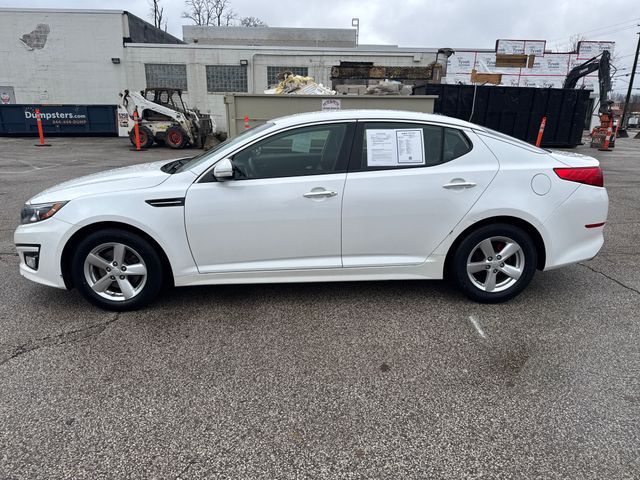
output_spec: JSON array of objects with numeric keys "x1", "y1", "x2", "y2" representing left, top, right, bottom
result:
[
  {"x1": 547, "y1": 150, "x2": 600, "y2": 168},
  {"x1": 28, "y1": 159, "x2": 177, "y2": 204}
]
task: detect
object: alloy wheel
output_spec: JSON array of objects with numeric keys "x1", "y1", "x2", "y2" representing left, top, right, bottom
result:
[
  {"x1": 83, "y1": 242, "x2": 148, "y2": 301},
  {"x1": 466, "y1": 236, "x2": 524, "y2": 293}
]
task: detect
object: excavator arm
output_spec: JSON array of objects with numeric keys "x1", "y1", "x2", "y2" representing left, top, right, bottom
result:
[
  {"x1": 563, "y1": 50, "x2": 616, "y2": 149},
  {"x1": 563, "y1": 50, "x2": 612, "y2": 114}
]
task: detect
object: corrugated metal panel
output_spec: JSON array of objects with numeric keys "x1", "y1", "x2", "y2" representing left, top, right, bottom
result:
[{"x1": 414, "y1": 84, "x2": 591, "y2": 148}]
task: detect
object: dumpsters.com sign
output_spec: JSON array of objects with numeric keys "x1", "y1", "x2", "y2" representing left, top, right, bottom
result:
[{"x1": 24, "y1": 107, "x2": 87, "y2": 125}]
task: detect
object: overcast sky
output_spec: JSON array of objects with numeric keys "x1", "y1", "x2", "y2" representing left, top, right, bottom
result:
[{"x1": 2, "y1": 0, "x2": 638, "y2": 91}]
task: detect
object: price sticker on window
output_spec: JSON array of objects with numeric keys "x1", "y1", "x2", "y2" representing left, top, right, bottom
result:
[{"x1": 366, "y1": 129, "x2": 425, "y2": 166}]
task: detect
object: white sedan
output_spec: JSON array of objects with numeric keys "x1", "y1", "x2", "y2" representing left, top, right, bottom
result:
[{"x1": 15, "y1": 110, "x2": 608, "y2": 310}]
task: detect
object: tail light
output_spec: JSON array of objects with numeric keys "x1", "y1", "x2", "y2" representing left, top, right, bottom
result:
[{"x1": 553, "y1": 167, "x2": 604, "y2": 187}]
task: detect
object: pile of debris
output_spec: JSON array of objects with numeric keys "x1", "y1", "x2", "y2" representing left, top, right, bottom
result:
[
  {"x1": 365, "y1": 80, "x2": 413, "y2": 95},
  {"x1": 265, "y1": 72, "x2": 335, "y2": 95},
  {"x1": 334, "y1": 80, "x2": 415, "y2": 96}
]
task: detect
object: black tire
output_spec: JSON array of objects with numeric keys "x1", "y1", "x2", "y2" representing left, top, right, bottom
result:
[
  {"x1": 165, "y1": 126, "x2": 187, "y2": 148},
  {"x1": 451, "y1": 223, "x2": 537, "y2": 303},
  {"x1": 129, "y1": 125, "x2": 154, "y2": 149},
  {"x1": 71, "y1": 229, "x2": 164, "y2": 311}
]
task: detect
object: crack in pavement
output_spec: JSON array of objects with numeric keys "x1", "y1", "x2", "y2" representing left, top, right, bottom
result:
[
  {"x1": 0, "y1": 313, "x2": 121, "y2": 367},
  {"x1": 579, "y1": 262, "x2": 640, "y2": 296}
]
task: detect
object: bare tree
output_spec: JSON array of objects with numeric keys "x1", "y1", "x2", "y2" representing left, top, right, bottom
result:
[
  {"x1": 212, "y1": 0, "x2": 232, "y2": 26},
  {"x1": 569, "y1": 34, "x2": 585, "y2": 53},
  {"x1": 223, "y1": 9, "x2": 238, "y2": 26},
  {"x1": 149, "y1": 0, "x2": 166, "y2": 30},
  {"x1": 183, "y1": 0, "x2": 265, "y2": 27},
  {"x1": 183, "y1": 0, "x2": 213, "y2": 26},
  {"x1": 240, "y1": 16, "x2": 267, "y2": 27}
]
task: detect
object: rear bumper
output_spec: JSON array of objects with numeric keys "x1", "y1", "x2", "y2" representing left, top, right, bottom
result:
[
  {"x1": 542, "y1": 184, "x2": 608, "y2": 270},
  {"x1": 14, "y1": 218, "x2": 72, "y2": 289}
]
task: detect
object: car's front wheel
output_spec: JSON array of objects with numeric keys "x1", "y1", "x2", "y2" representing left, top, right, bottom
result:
[
  {"x1": 71, "y1": 229, "x2": 163, "y2": 310},
  {"x1": 451, "y1": 223, "x2": 537, "y2": 303}
]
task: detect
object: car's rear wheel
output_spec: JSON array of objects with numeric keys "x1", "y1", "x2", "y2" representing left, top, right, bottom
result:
[
  {"x1": 71, "y1": 229, "x2": 163, "y2": 311},
  {"x1": 451, "y1": 223, "x2": 537, "y2": 303}
]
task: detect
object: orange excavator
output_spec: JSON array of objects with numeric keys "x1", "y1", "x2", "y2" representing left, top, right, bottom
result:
[{"x1": 563, "y1": 50, "x2": 615, "y2": 149}]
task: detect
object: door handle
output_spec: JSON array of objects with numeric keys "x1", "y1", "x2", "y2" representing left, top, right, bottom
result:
[
  {"x1": 442, "y1": 181, "x2": 477, "y2": 189},
  {"x1": 303, "y1": 190, "x2": 338, "y2": 198}
]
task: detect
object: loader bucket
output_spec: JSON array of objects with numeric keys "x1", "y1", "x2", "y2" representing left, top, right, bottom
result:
[{"x1": 203, "y1": 133, "x2": 222, "y2": 151}]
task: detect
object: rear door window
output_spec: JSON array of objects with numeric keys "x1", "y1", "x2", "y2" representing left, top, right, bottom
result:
[
  {"x1": 443, "y1": 128, "x2": 473, "y2": 162},
  {"x1": 351, "y1": 122, "x2": 472, "y2": 171}
]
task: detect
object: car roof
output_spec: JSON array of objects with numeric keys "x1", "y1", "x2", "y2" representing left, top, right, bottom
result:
[{"x1": 271, "y1": 109, "x2": 485, "y2": 130}]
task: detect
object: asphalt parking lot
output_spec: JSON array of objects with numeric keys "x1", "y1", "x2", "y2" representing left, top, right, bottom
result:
[{"x1": 0, "y1": 134, "x2": 639, "y2": 479}]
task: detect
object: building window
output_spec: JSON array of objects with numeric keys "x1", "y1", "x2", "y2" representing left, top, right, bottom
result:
[
  {"x1": 206, "y1": 65, "x2": 248, "y2": 93},
  {"x1": 267, "y1": 66, "x2": 309, "y2": 87},
  {"x1": 144, "y1": 64, "x2": 188, "y2": 90}
]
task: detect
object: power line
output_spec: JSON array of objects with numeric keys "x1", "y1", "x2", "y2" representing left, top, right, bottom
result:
[
  {"x1": 554, "y1": 18, "x2": 640, "y2": 40},
  {"x1": 587, "y1": 24, "x2": 638, "y2": 37},
  {"x1": 548, "y1": 17, "x2": 640, "y2": 44},
  {"x1": 553, "y1": 25, "x2": 637, "y2": 51},
  {"x1": 617, "y1": 52, "x2": 640, "y2": 59}
]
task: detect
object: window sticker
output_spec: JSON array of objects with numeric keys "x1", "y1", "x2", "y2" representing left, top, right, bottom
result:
[
  {"x1": 291, "y1": 133, "x2": 313, "y2": 153},
  {"x1": 396, "y1": 129, "x2": 424, "y2": 164},
  {"x1": 366, "y1": 129, "x2": 425, "y2": 166}
]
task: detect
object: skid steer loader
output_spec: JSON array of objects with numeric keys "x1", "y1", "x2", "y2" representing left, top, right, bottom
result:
[{"x1": 119, "y1": 88, "x2": 216, "y2": 149}]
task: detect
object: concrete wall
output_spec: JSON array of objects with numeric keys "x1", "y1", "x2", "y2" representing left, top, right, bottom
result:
[
  {"x1": 0, "y1": 9, "x2": 441, "y2": 134},
  {"x1": 124, "y1": 44, "x2": 440, "y2": 131},
  {"x1": 0, "y1": 9, "x2": 127, "y2": 104},
  {"x1": 183, "y1": 26, "x2": 357, "y2": 48}
]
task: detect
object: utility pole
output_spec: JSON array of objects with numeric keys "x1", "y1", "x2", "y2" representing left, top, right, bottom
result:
[{"x1": 618, "y1": 29, "x2": 640, "y2": 138}]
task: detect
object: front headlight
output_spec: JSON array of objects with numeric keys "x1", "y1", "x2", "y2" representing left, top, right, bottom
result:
[{"x1": 20, "y1": 202, "x2": 67, "y2": 224}]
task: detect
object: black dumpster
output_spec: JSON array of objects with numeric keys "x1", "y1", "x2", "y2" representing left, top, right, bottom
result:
[
  {"x1": 0, "y1": 104, "x2": 118, "y2": 136},
  {"x1": 413, "y1": 84, "x2": 592, "y2": 148}
]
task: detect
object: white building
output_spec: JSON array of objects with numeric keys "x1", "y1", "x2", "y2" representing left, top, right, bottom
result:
[{"x1": 0, "y1": 8, "x2": 443, "y2": 132}]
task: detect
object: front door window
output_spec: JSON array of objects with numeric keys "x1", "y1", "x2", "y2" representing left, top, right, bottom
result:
[{"x1": 232, "y1": 124, "x2": 349, "y2": 179}]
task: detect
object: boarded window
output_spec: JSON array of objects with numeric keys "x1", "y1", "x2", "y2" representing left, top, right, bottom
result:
[
  {"x1": 144, "y1": 64, "x2": 188, "y2": 90},
  {"x1": 206, "y1": 65, "x2": 248, "y2": 93},
  {"x1": 267, "y1": 66, "x2": 309, "y2": 87}
]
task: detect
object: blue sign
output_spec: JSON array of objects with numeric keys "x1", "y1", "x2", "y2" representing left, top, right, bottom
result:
[{"x1": 0, "y1": 104, "x2": 117, "y2": 136}]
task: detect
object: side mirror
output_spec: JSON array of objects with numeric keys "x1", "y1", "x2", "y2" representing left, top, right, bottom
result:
[{"x1": 213, "y1": 158, "x2": 234, "y2": 180}]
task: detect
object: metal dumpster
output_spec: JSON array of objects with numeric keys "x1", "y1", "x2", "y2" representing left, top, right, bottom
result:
[
  {"x1": 224, "y1": 94, "x2": 437, "y2": 137},
  {"x1": 0, "y1": 104, "x2": 118, "y2": 136},
  {"x1": 413, "y1": 84, "x2": 591, "y2": 148}
]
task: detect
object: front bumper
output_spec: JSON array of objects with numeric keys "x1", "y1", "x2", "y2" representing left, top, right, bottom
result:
[{"x1": 14, "y1": 217, "x2": 72, "y2": 289}]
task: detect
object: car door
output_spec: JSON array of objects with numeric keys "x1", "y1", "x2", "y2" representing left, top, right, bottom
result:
[
  {"x1": 341, "y1": 121, "x2": 499, "y2": 268},
  {"x1": 185, "y1": 122, "x2": 355, "y2": 273}
]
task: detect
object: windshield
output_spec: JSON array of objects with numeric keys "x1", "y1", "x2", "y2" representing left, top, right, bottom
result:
[{"x1": 176, "y1": 122, "x2": 275, "y2": 173}]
